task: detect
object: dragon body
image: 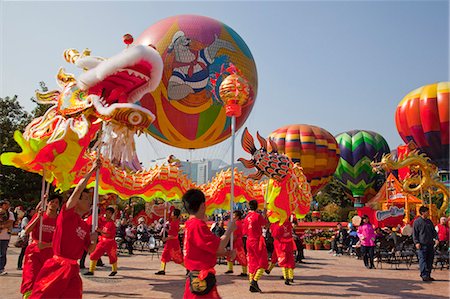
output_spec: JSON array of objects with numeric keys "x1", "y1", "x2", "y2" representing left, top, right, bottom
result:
[{"x1": 371, "y1": 150, "x2": 449, "y2": 216}]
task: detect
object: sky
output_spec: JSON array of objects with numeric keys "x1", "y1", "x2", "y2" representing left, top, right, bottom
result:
[{"x1": 1, "y1": 0, "x2": 449, "y2": 167}]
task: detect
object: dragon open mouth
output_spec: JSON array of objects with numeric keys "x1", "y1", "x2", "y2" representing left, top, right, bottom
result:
[{"x1": 78, "y1": 45, "x2": 163, "y2": 107}]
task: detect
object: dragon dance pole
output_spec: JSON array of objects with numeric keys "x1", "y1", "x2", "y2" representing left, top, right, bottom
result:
[
  {"x1": 38, "y1": 170, "x2": 47, "y2": 243},
  {"x1": 219, "y1": 70, "x2": 250, "y2": 251},
  {"x1": 229, "y1": 115, "x2": 236, "y2": 250},
  {"x1": 92, "y1": 126, "x2": 104, "y2": 233},
  {"x1": 92, "y1": 165, "x2": 100, "y2": 233}
]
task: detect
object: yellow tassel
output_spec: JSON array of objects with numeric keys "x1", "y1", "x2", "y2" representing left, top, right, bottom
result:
[
  {"x1": 22, "y1": 290, "x2": 32, "y2": 299},
  {"x1": 89, "y1": 260, "x2": 97, "y2": 273},
  {"x1": 242, "y1": 265, "x2": 248, "y2": 275},
  {"x1": 248, "y1": 272, "x2": 254, "y2": 282},
  {"x1": 227, "y1": 261, "x2": 234, "y2": 271},
  {"x1": 160, "y1": 262, "x2": 166, "y2": 271},
  {"x1": 253, "y1": 268, "x2": 264, "y2": 281},
  {"x1": 112, "y1": 262, "x2": 118, "y2": 272},
  {"x1": 288, "y1": 268, "x2": 294, "y2": 280},
  {"x1": 282, "y1": 267, "x2": 287, "y2": 280}
]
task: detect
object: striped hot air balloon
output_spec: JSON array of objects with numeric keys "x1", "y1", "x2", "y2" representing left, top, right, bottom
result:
[
  {"x1": 268, "y1": 124, "x2": 340, "y2": 195},
  {"x1": 395, "y1": 82, "x2": 449, "y2": 170},
  {"x1": 334, "y1": 130, "x2": 390, "y2": 206}
]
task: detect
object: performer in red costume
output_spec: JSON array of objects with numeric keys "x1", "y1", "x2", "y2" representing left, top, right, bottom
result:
[
  {"x1": 243, "y1": 200, "x2": 268, "y2": 293},
  {"x1": 30, "y1": 162, "x2": 100, "y2": 299},
  {"x1": 20, "y1": 195, "x2": 60, "y2": 299},
  {"x1": 270, "y1": 220, "x2": 295, "y2": 285},
  {"x1": 225, "y1": 210, "x2": 248, "y2": 277},
  {"x1": 84, "y1": 207, "x2": 118, "y2": 276},
  {"x1": 182, "y1": 189, "x2": 235, "y2": 299},
  {"x1": 155, "y1": 208, "x2": 184, "y2": 275}
]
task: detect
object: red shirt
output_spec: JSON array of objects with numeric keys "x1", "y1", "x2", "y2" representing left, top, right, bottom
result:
[
  {"x1": 28, "y1": 213, "x2": 57, "y2": 243},
  {"x1": 52, "y1": 205, "x2": 91, "y2": 260},
  {"x1": 234, "y1": 219, "x2": 244, "y2": 239},
  {"x1": 244, "y1": 211, "x2": 266, "y2": 241},
  {"x1": 270, "y1": 221, "x2": 293, "y2": 243},
  {"x1": 437, "y1": 224, "x2": 449, "y2": 241},
  {"x1": 99, "y1": 219, "x2": 116, "y2": 241},
  {"x1": 168, "y1": 219, "x2": 180, "y2": 238},
  {"x1": 183, "y1": 217, "x2": 220, "y2": 271}
]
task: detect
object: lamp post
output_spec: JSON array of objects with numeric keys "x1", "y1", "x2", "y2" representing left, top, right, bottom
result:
[{"x1": 219, "y1": 73, "x2": 250, "y2": 250}]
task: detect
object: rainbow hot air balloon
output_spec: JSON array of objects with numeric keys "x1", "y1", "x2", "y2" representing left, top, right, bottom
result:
[
  {"x1": 136, "y1": 15, "x2": 257, "y2": 149},
  {"x1": 395, "y1": 82, "x2": 449, "y2": 170},
  {"x1": 268, "y1": 124, "x2": 340, "y2": 195},
  {"x1": 334, "y1": 130, "x2": 390, "y2": 206}
]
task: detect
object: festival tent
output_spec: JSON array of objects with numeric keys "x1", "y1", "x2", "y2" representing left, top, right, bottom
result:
[{"x1": 359, "y1": 173, "x2": 423, "y2": 227}]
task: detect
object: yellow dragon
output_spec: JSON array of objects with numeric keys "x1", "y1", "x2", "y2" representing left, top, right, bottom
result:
[{"x1": 371, "y1": 150, "x2": 449, "y2": 216}]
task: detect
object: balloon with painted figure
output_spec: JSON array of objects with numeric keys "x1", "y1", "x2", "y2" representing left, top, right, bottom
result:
[{"x1": 135, "y1": 14, "x2": 257, "y2": 149}]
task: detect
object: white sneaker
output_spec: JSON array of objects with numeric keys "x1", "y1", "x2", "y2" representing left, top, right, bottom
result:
[
  {"x1": 333, "y1": 253, "x2": 338, "y2": 256},
  {"x1": 0, "y1": 271, "x2": 7, "y2": 276}
]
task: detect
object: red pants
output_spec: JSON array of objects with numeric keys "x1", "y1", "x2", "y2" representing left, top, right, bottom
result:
[
  {"x1": 226, "y1": 244, "x2": 247, "y2": 266},
  {"x1": 30, "y1": 255, "x2": 82, "y2": 299},
  {"x1": 161, "y1": 239, "x2": 183, "y2": 264},
  {"x1": 21, "y1": 243, "x2": 53, "y2": 294},
  {"x1": 246, "y1": 236, "x2": 268, "y2": 274},
  {"x1": 90, "y1": 239, "x2": 117, "y2": 264},
  {"x1": 183, "y1": 277, "x2": 221, "y2": 299},
  {"x1": 274, "y1": 240, "x2": 295, "y2": 268}
]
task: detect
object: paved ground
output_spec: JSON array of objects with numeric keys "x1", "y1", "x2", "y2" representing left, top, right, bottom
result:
[{"x1": 2, "y1": 237, "x2": 449, "y2": 299}]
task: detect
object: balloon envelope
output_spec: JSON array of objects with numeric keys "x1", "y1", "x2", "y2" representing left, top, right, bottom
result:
[
  {"x1": 136, "y1": 15, "x2": 257, "y2": 149},
  {"x1": 334, "y1": 130, "x2": 390, "y2": 201},
  {"x1": 268, "y1": 124, "x2": 340, "y2": 195},
  {"x1": 395, "y1": 82, "x2": 449, "y2": 170}
]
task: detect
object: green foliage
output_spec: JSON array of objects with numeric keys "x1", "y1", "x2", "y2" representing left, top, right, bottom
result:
[
  {"x1": 313, "y1": 177, "x2": 354, "y2": 221},
  {"x1": 315, "y1": 177, "x2": 353, "y2": 209},
  {"x1": 0, "y1": 85, "x2": 51, "y2": 205}
]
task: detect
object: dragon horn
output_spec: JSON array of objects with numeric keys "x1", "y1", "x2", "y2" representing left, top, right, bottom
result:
[
  {"x1": 268, "y1": 138, "x2": 278, "y2": 153},
  {"x1": 57, "y1": 67, "x2": 76, "y2": 86},
  {"x1": 241, "y1": 127, "x2": 256, "y2": 154},
  {"x1": 256, "y1": 131, "x2": 268, "y2": 150}
]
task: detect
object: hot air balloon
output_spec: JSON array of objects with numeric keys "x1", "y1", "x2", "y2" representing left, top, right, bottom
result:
[
  {"x1": 334, "y1": 130, "x2": 390, "y2": 206},
  {"x1": 135, "y1": 15, "x2": 257, "y2": 149},
  {"x1": 395, "y1": 82, "x2": 449, "y2": 170},
  {"x1": 268, "y1": 124, "x2": 340, "y2": 195}
]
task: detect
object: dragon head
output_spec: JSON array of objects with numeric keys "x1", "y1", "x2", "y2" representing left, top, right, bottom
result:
[
  {"x1": 370, "y1": 153, "x2": 393, "y2": 174},
  {"x1": 28, "y1": 40, "x2": 163, "y2": 171}
]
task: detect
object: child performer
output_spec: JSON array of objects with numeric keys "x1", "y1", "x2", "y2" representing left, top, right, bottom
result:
[
  {"x1": 243, "y1": 200, "x2": 268, "y2": 293},
  {"x1": 30, "y1": 162, "x2": 100, "y2": 299},
  {"x1": 271, "y1": 220, "x2": 295, "y2": 285},
  {"x1": 84, "y1": 207, "x2": 118, "y2": 276},
  {"x1": 20, "y1": 195, "x2": 60, "y2": 299},
  {"x1": 182, "y1": 189, "x2": 236, "y2": 299},
  {"x1": 225, "y1": 210, "x2": 248, "y2": 277},
  {"x1": 155, "y1": 208, "x2": 184, "y2": 275}
]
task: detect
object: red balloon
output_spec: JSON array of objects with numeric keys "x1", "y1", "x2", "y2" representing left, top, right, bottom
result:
[{"x1": 395, "y1": 82, "x2": 449, "y2": 170}]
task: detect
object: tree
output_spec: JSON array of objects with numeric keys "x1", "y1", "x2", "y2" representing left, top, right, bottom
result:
[
  {"x1": 0, "y1": 95, "x2": 43, "y2": 205},
  {"x1": 314, "y1": 177, "x2": 354, "y2": 208},
  {"x1": 1, "y1": 82, "x2": 53, "y2": 207}
]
